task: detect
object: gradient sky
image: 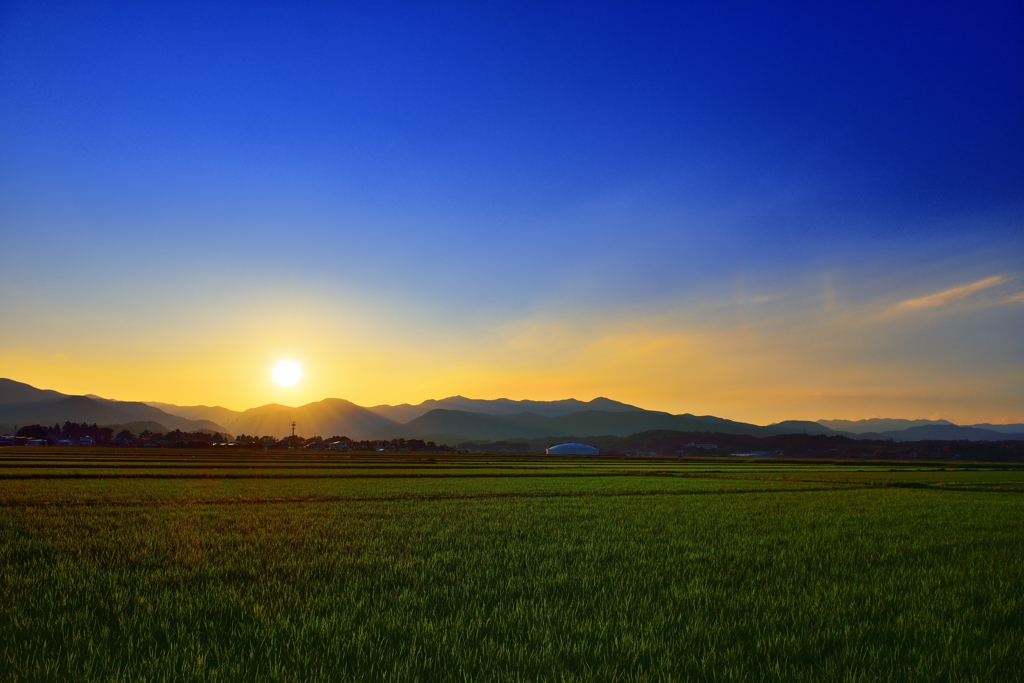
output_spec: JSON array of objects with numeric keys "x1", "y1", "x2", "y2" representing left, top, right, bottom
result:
[{"x1": 1, "y1": 1, "x2": 1022, "y2": 424}]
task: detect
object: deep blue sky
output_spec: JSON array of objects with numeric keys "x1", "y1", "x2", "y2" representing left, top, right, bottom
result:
[{"x1": 1, "y1": 1, "x2": 1022, "y2": 421}]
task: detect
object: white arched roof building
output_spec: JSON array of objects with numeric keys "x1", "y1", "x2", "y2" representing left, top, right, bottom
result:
[{"x1": 545, "y1": 443, "x2": 599, "y2": 455}]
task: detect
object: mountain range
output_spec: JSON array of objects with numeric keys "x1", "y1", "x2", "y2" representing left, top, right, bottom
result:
[
  {"x1": 2, "y1": 378, "x2": 1022, "y2": 443},
  {"x1": 0, "y1": 379, "x2": 225, "y2": 434},
  {"x1": 366, "y1": 396, "x2": 643, "y2": 423}
]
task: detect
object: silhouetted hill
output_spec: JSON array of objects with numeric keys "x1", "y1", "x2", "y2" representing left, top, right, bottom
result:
[
  {"x1": 145, "y1": 402, "x2": 242, "y2": 427},
  {"x1": 371, "y1": 408, "x2": 778, "y2": 442},
  {"x1": 0, "y1": 395, "x2": 128, "y2": 426},
  {"x1": 367, "y1": 396, "x2": 642, "y2": 423},
  {"x1": 377, "y1": 410, "x2": 1024, "y2": 444},
  {"x1": 84, "y1": 397, "x2": 226, "y2": 432},
  {"x1": 970, "y1": 423, "x2": 1024, "y2": 434},
  {"x1": 677, "y1": 413, "x2": 764, "y2": 429},
  {"x1": 769, "y1": 420, "x2": 845, "y2": 436},
  {"x1": 817, "y1": 418, "x2": 954, "y2": 433},
  {"x1": 549, "y1": 411, "x2": 776, "y2": 438},
  {"x1": 227, "y1": 398, "x2": 397, "y2": 438},
  {"x1": 0, "y1": 378, "x2": 67, "y2": 406},
  {"x1": 119, "y1": 421, "x2": 173, "y2": 434},
  {"x1": 0, "y1": 380, "x2": 228, "y2": 434},
  {"x1": 876, "y1": 425, "x2": 1024, "y2": 442},
  {"x1": 372, "y1": 410, "x2": 546, "y2": 441}
]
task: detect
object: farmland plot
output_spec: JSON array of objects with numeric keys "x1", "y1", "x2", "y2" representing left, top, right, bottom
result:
[{"x1": 1, "y1": 451, "x2": 1021, "y2": 681}]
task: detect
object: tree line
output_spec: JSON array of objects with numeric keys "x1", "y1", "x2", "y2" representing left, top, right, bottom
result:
[
  {"x1": 10, "y1": 424, "x2": 455, "y2": 451},
  {"x1": 16, "y1": 422, "x2": 115, "y2": 441}
]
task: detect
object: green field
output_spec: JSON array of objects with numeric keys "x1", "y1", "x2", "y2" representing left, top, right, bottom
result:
[{"x1": 1, "y1": 450, "x2": 1022, "y2": 681}]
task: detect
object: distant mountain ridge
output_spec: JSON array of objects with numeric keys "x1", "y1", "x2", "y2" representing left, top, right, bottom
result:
[
  {"x1": 814, "y1": 417, "x2": 1024, "y2": 442},
  {"x1": 0, "y1": 379, "x2": 65, "y2": 406},
  {"x1": 145, "y1": 402, "x2": 243, "y2": 427},
  {"x1": 213, "y1": 398, "x2": 395, "y2": 439},
  {"x1": 0, "y1": 379, "x2": 227, "y2": 433},
  {"x1": 370, "y1": 408, "x2": 781, "y2": 442},
  {"x1": 366, "y1": 396, "x2": 642, "y2": 423},
  {"x1": 83, "y1": 396, "x2": 227, "y2": 432},
  {"x1": 817, "y1": 418, "x2": 955, "y2": 433},
  {"x1": 2, "y1": 378, "x2": 1022, "y2": 442},
  {"x1": 873, "y1": 425, "x2": 1024, "y2": 442},
  {"x1": 970, "y1": 423, "x2": 1024, "y2": 434}
]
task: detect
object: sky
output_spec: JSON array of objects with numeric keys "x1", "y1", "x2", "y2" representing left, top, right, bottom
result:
[{"x1": 1, "y1": 1, "x2": 1022, "y2": 424}]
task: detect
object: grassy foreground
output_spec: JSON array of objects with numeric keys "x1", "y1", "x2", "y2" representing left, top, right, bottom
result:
[{"x1": 1, "y1": 451, "x2": 1022, "y2": 681}]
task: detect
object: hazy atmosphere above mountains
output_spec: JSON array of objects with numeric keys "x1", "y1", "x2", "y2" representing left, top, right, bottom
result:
[{"x1": 1, "y1": 3, "x2": 1021, "y2": 424}]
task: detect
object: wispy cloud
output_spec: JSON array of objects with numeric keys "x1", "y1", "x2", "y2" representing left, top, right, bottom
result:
[{"x1": 893, "y1": 276, "x2": 1006, "y2": 313}]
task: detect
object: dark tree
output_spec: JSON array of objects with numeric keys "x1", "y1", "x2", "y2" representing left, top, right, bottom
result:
[{"x1": 16, "y1": 424, "x2": 49, "y2": 439}]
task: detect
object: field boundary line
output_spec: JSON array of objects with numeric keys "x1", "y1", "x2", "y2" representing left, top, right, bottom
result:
[
  {"x1": 0, "y1": 485, "x2": 855, "y2": 508},
  {"x1": 0, "y1": 471, "x2": 774, "y2": 481}
]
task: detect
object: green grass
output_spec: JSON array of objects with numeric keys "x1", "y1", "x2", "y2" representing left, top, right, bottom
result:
[{"x1": 1, "y1": 451, "x2": 1022, "y2": 681}]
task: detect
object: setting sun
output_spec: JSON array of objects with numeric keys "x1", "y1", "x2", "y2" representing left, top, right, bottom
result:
[{"x1": 272, "y1": 360, "x2": 302, "y2": 387}]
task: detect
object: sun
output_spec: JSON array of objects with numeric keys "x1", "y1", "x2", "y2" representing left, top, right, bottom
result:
[{"x1": 272, "y1": 360, "x2": 303, "y2": 387}]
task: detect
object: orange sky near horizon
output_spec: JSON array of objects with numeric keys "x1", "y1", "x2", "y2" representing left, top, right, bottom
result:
[{"x1": 3, "y1": 273, "x2": 1022, "y2": 425}]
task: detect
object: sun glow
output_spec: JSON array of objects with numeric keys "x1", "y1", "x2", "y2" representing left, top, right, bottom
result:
[{"x1": 272, "y1": 360, "x2": 303, "y2": 387}]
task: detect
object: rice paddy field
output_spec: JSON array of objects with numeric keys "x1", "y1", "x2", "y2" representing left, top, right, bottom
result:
[{"x1": 1, "y1": 450, "x2": 1022, "y2": 682}]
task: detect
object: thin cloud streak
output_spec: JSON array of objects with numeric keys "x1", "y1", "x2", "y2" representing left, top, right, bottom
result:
[{"x1": 893, "y1": 276, "x2": 1006, "y2": 313}]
